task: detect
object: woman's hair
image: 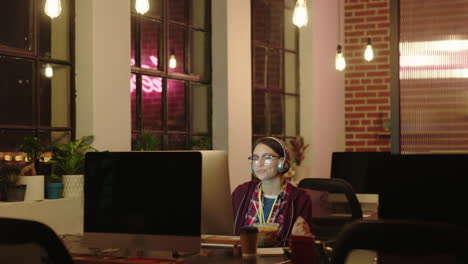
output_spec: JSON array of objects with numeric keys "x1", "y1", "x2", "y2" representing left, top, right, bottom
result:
[{"x1": 253, "y1": 137, "x2": 286, "y2": 158}]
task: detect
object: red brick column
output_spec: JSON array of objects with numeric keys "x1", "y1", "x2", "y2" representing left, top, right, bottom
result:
[{"x1": 344, "y1": 0, "x2": 391, "y2": 152}]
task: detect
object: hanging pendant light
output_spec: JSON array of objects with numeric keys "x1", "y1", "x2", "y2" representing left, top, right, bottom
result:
[
  {"x1": 135, "y1": 0, "x2": 150, "y2": 15},
  {"x1": 44, "y1": 0, "x2": 62, "y2": 19},
  {"x1": 45, "y1": 64, "x2": 54, "y2": 78},
  {"x1": 169, "y1": 53, "x2": 177, "y2": 69},
  {"x1": 335, "y1": 0, "x2": 346, "y2": 71},
  {"x1": 335, "y1": 45, "x2": 346, "y2": 71},
  {"x1": 292, "y1": 0, "x2": 308, "y2": 28},
  {"x1": 364, "y1": 37, "x2": 374, "y2": 62}
]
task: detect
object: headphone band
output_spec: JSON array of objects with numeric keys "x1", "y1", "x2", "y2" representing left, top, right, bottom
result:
[
  {"x1": 250, "y1": 136, "x2": 290, "y2": 175},
  {"x1": 262, "y1": 136, "x2": 289, "y2": 161}
]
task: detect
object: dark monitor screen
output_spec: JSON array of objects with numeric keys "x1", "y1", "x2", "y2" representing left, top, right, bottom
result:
[
  {"x1": 330, "y1": 152, "x2": 392, "y2": 194},
  {"x1": 378, "y1": 154, "x2": 468, "y2": 227},
  {"x1": 83, "y1": 151, "x2": 202, "y2": 252}
]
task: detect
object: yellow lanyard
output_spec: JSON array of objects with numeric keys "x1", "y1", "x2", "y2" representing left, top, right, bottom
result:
[{"x1": 257, "y1": 185, "x2": 280, "y2": 224}]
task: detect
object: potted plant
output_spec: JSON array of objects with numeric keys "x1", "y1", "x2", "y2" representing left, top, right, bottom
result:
[
  {"x1": 288, "y1": 136, "x2": 310, "y2": 183},
  {"x1": 191, "y1": 136, "x2": 211, "y2": 150},
  {"x1": 134, "y1": 131, "x2": 159, "y2": 150},
  {"x1": 49, "y1": 135, "x2": 97, "y2": 198},
  {"x1": 18, "y1": 136, "x2": 47, "y2": 201},
  {"x1": 46, "y1": 174, "x2": 63, "y2": 199},
  {"x1": 0, "y1": 165, "x2": 27, "y2": 202}
]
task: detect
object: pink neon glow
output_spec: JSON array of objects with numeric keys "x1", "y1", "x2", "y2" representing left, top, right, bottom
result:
[{"x1": 130, "y1": 56, "x2": 162, "y2": 93}]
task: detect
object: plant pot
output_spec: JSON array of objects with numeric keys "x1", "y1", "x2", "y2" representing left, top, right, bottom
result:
[
  {"x1": 47, "y1": 182, "x2": 63, "y2": 199},
  {"x1": 5, "y1": 185, "x2": 27, "y2": 202},
  {"x1": 62, "y1": 174, "x2": 84, "y2": 198},
  {"x1": 18, "y1": 175, "x2": 44, "y2": 201}
]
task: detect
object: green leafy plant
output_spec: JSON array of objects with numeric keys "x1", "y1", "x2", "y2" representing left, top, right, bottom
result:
[
  {"x1": 289, "y1": 136, "x2": 310, "y2": 166},
  {"x1": 19, "y1": 136, "x2": 47, "y2": 175},
  {"x1": 47, "y1": 174, "x2": 62, "y2": 183},
  {"x1": 134, "y1": 131, "x2": 159, "y2": 151},
  {"x1": 191, "y1": 136, "x2": 211, "y2": 150},
  {"x1": 0, "y1": 165, "x2": 21, "y2": 187},
  {"x1": 49, "y1": 135, "x2": 97, "y2": 175}
]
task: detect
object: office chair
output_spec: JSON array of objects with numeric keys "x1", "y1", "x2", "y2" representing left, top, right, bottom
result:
[
  {"x1": 298, "y1": 178, "x2": 363, "y2": 243},
  {"x1": 0, "y1": 217, "x2": 73, "y2": 264},
  {"x1": 331, "y1": 219, "x2": 468, "y2": 264}
]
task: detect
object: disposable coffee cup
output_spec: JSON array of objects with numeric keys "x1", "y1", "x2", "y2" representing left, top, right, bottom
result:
[
  {"x1": 253, "y1": 223, "x2": 279, "y2": 247},
  {"x1": 240, "y1": 226, "x2": 259, "y2": 257}
]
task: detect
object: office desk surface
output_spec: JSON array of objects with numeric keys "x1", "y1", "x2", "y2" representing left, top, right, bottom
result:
[
  {"x1": 62, "y1": 234, "x2": 288, "y2": 264},
  {"x1": 71, "y1": 248, "x2": 288, "y2": 264}
]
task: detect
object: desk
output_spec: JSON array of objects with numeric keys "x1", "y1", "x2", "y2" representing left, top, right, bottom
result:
[
  {"x1": 0, "y1": 198, "x2": 83, "y2": 234},
  {"x1": 62, "y1": 235, "x2": 288, "y2": 264},
  {"x1": 71, "y1": 249, "x2": 288, "y2": 264}
]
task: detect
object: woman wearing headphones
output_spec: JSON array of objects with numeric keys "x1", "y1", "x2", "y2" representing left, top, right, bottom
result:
[{"x1": 231, "y1": 137, "x2": 314, "y2": 247}]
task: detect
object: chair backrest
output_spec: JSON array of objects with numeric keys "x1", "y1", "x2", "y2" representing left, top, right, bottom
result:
[
  {"x1": 298, "y1": 178, "x2": 363, "y2": 242},
  {"x1": 331, "y1": 219, "x2": 468, "y2": 264},
  {"x1": 0, "y1": 217, "x2": 73, "y2": 264},
  {"x1": 298, "y1": 178, "x2": 363, "y2": 219}
]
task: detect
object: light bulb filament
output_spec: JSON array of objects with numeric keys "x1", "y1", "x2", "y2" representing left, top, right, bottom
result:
[
  {"x1": 44, "y1": 0, "x2": 62, "y2": 19},
  {"x1": 335, "y1": 45, "x2": 346, "y2": 71},
  {"x1": 135, "y1": 0, "x2": 150, "y2": 15},
  {"x1": 293, "y1": 0, "x2": 308, "y2": 28},
  {"x1": 169, "y1": 54, "x2": 177, "y2": 69},
  {"x1": 364, "y1": 38, "x2": 374, "y2": 62},
  {"x1": 45, "y1": 64, "x2": 54, "y2": 78}
]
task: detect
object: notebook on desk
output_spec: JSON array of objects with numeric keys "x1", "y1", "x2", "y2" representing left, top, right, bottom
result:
[
  {"x1": 256, "y1": 247, "x2": 286, "y2": 256},
  {"x1": 201, "y1": 235, "x2": 240, "y2": 247}
]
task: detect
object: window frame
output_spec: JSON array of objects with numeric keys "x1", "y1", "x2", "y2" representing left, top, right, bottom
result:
[
  {"x1": 251, "y1": 0, "x2": 300, "y2": 142},
  {"x1": 0, "y1": 0, "x2": 75, "y2": 150},
  {"x1": 131, "y1": 0, "x2": 212, "y2": 150}
]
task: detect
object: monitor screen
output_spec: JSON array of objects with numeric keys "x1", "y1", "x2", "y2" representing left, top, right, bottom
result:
[
  {"x1": 83, "y1": 151, "x2": 202, "y2": 254},
  {"x1": 330, "y1": 152, "x2": 392, "y2": 194}
]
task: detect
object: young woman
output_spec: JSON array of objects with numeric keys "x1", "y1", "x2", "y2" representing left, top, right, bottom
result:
[{"x1": 231, "y1": 137, "x2": 313, "y2": 247}]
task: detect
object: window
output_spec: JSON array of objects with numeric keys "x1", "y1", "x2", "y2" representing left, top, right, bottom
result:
[
  {"x1": 131, "y1": 0, "x2": 212, "y2": 150},
  {"x1": 252, "y1": 0, "x2": 300, "y2": 143},
  {"x1": 0, "y1": 0, "x2": 74, "y2": 150}
]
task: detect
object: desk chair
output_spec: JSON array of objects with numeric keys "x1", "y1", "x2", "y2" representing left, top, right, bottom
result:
[
  {"x1": 298, "y1": 178, "x2": 363, "y2": 243},
  {"x1": 331, "y1": 219, "x2": 468, "y2": 264},
  {"x1": 0, "y1": 217, "x2": 73, "y2": 264}
]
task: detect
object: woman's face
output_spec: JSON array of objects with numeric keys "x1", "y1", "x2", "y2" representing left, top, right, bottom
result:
[{"x1": 251, "y1": 143, "x2": 281, "y2": 181}]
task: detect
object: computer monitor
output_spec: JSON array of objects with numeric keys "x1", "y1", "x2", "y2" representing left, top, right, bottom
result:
[
  {"x1": 199, "y1": 150, "x2": 234, "y2": 236},
  {"x1": 330, "y1": 152, "x2": 392, "y2": 194},
  {"x1": 83, "y1": 150, "x2": 234, "y2": 255},
  {"x1": 83, "y1": 151, "x2": 202, "y2": 254}
]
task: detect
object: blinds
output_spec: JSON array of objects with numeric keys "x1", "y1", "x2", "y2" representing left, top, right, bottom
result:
[{"x1": 400, "y1": 0, "x2": 468, "y2": 153}]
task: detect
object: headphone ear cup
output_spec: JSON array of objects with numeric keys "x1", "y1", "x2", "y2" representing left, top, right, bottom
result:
[
  {"x1": 277, "y1": 157, "x2": 285, "y2": 174},
  {"x1": 283, "y1": 160, "x2": 290, "y2": 173}
]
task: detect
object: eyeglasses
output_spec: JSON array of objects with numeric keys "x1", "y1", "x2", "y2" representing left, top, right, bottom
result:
[{"x1": 248, "y1": 154, "x2": 280, "y2": 165}]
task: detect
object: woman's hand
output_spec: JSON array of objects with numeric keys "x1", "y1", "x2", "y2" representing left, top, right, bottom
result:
[{"x1": 291, "y1": 216, "x2": 314, "y2": 238}]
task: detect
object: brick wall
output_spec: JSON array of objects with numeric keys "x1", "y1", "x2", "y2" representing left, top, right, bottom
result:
[{"x1": 344, "y1": 0, "x2": 391, "y2": 152}]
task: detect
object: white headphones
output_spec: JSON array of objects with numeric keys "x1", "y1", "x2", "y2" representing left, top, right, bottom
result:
[{"x1": 250, "y1": 137, "x2": 290, "y2": 175}]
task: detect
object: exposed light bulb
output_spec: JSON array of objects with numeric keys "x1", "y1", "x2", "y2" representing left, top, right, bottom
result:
[
  {"x1": 335, "y1": 45, "x2": 346, "y2": 71},
  {"x1": 45, "y1": 64, "x2": 54, "y2": 78},
  {"x1": 44, "y1": 0, "x2": 62, "y2": 19},
  {"x1": 169, "y1": 54, "x2": 177, "y2": 69},
  {"x1": 4, "y1": 155, "x2": 12, "y2": 161},
  {"x1": 292, "y1": 0, "x2": 308, "y2": 28},
  {"x1": 135, "y1": 0, "x2": 150, "y2": 15},
  {"x1": 364, "y1": 38, "x2": 374, "y2": 62}
]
